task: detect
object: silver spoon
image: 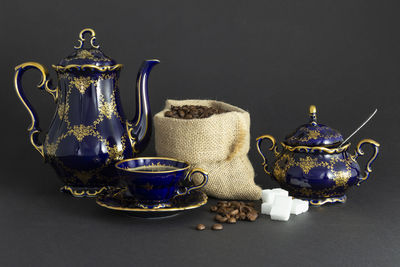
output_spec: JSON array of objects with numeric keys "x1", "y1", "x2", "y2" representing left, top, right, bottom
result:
[{"x1": 338, "y1": 108, "x2": 378, "y2": 147}]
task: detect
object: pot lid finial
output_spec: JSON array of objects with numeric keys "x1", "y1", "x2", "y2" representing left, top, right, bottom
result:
[
  {"x1": 54, "y1": 28, "x2": 119, "y2": 69},
  {"x1": 74, "y1": 28, "x2": 100, "y2": 49}
]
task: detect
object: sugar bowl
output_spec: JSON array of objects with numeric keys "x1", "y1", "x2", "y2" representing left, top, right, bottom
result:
[{"x1": 256, "y1": 105, "x2": 380, "y2": 206}]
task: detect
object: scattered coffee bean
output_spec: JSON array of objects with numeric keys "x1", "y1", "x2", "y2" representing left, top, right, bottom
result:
[
  {"x1": 212, "y1": 223, "x2": 223, "y2": 230},
  {"x1": 165, "y1": 105, "x2": 227, "y2": 119},
  {"x1": 196, "y1": 224, "x2": 206, "y2": 231},
  {"x1": 210, "y1": 205, "x2": 218, "y2": 212}
]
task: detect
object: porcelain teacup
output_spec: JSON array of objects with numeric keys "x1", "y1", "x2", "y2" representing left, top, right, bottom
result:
[{"x1": 115, "y1": 157, "x2": 208, "y2": 209}]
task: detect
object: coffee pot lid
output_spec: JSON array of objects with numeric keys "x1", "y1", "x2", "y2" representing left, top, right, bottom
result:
[
  {"x1": 284, "y1": 105, "x2": 343, "y2": 147},
  {"x1": 54, "y1": 28, "x2": 119, "y2": 68}
]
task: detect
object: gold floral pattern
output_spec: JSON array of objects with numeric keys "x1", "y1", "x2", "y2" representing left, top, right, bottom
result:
[
  {"x1": 71, "y1": 76, "x2": 95, "y2": 94},
  {"x1": 73, "y1": 170, "x2": 93, "y2": 185},
  {"x1": 99, "y1": 100, "x2": 116, "y2": 119},
  {"x1": 45, "y1": 142, "x2": 58, "y2": 155},
  {"x1": 57, "y1": 103, "x2": 65, "y2": 119},
  {"x1": 307, "y1": 130, "x2": 321, "y2": 140},
  {"x1": 76, "y1": 49, "x2": 95, "y2": 59},
  {"x1": 333, "y1": 171, "x2": 352, "y2": 187},
  {"x1": 297, "y1": 156, "x2": 320, "y2": 174},
  {"x1": 105, "y1": 135, "x2": 127, "y2": 163},
  {"x1": 273, "y1": 153, "x2": 295, "y2": 184},
  {"x1": 70, "y1": 124, "x2": 94, "y2": 142},
  {"x1": 286, "y1": 127, "x2": 342, "y2": 143}
]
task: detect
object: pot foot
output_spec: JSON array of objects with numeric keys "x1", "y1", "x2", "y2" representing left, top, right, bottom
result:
[
  {"x1": 60, "y1": 185, "x2": 110, "y2": 197},
  {"x1": 308, "y1": 195, "x2": 347, "y2": 206}
]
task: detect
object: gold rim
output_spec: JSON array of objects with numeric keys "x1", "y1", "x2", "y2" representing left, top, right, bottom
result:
[
  {"x1": 115, "y1": 157, "x2": 190, "y2": 174},
  {"x1": 96, "y1": 192, "x2": 208, "y2": 212},
  {"x1": 52, "y1": 64, "x2": 123, "y2": 72},
  {"x1": 281, "y1": 142, "x2": 350, "y2": 154}
]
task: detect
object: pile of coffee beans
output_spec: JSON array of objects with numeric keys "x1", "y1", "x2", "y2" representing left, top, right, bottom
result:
[
  {"x1": 165, "y1": 105, "x2": 227, "y2": 119},
  {"x1": 195, "y1": 201, "x2": 259, "y2": 231},
  {"x1": 211, "y1": 201, "x2": 259, "y2": 223}
]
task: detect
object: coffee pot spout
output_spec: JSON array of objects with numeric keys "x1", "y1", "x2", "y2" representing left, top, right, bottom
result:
[{"x1": 127, "y1": 59, "x2": 160, "y2": 154}]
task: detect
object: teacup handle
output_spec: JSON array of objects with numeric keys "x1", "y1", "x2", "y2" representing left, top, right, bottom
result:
[{"x1": 176, "y1": 168, "x2": 209, "y2": 196}]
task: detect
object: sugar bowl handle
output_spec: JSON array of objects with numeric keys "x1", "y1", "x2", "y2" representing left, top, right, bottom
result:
[
  {"x1": 14, "y1": 62, "x2": 58, "y2": 157},
  {"x1": 176, "y1": 168, "x2": 209, "y2": 196},
  {"x1": 352, "y1": 139, "x2": 380, "y2": 186},
  {"x1": 256, "y1": 135, "x2": 278, "y2": 176}
]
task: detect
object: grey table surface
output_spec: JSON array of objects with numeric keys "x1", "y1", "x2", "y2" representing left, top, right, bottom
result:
[
  {"x1": 1, "y1": 0, "x2": 400, "y2": 266},
  {"x1": 1, "y1": 159, "x2": 399, "y2": 267}
]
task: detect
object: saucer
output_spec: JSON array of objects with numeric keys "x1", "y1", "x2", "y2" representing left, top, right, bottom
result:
[{"x1": 96, "y1": 187, "x2": 208, "y2": 218}]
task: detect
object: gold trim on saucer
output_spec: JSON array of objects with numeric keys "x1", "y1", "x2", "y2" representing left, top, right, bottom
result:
[{"x1": 96, "y1": 192, "x2": 208, "y2": 212}]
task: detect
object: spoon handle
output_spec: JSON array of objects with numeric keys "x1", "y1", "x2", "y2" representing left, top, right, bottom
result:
[{"x1": 339, "y1": 108, "x2": 377, "y2": 147}]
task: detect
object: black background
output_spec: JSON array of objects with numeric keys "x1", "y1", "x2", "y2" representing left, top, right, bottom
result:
[{"x1": 1, "y1": 1, "x2": 400, "y2": 266}]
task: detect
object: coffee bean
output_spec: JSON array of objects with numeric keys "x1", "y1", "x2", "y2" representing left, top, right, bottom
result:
[
  {"x1": 178, "y1": 110, "x2": 185, "y2": 118},
  {"x1": 241, "y1": 206, "x2": 251, "y2": 213},
  {"x1": 164, "y1": 111, "x2": 173, "y2": 117},
  {"x1": 247, "y1": 211, "x2": 258, "y2": 222},
  {"x1": 210, "y1": 205, "x2": 218, "y2": 212},
  {"x1": 230, "y1": 209, "x2": 239, "y2": 216},
  {"x1": 227, "y1": 217, "x2": 237, "y2": 224},
  {"x1": 212, "y1": 223, "x2": 223, "y2": 230},
  {"x1": 215, "y1": 214, "x2": 228, "y2": 223},
  {"x1": 196, "y1": 224, "x2": 206, "y2": 231}
]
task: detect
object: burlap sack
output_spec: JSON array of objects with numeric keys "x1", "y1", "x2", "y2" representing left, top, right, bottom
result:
[{"x1": 154, "y1": 99, "x2": 262, "y2": 200}]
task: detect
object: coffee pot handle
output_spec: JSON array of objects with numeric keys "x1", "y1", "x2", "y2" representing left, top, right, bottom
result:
[
  {"x1": 256, "y1": 135, "x2": 279, "y2": 176},
  {"x1": 176, "y1": 168, "x2": 209, "y2": 196},
  {"x1": 14, "y1": 62, "x2": 58, "y2": 157},
  {"x1": 351, "y1": 139, "x2": 380, "y2": 186}
]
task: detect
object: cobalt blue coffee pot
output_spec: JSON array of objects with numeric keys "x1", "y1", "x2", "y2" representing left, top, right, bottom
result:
[
  {"x1": 14, "y1": 28, "x2": 160, "y2": 197},
  {"x1": 256, "y1": 105, "x2": 380, "y2": 206}
]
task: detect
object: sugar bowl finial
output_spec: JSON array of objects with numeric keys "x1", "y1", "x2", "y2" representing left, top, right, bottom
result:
[{"x1": 309, "y1": 105, "x2": 317, "y2": 125}]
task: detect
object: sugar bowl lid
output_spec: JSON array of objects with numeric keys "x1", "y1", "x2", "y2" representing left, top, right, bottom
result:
[
  {"x1": 284, "y1": 105, "x2": 343, "y2": 147},
  {"x1": 53, "y1": 28, "x2": 121, "y2": 70}
]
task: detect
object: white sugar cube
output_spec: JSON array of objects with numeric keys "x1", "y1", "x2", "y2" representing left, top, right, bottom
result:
[
  {"x1": 300, "y1": 200, "x2": 309, "y2": 213},
  {"x1": 272, "y1": 188, "x2": 289, "y2": 197},
  {"x1": 262, "y1": 189, "x2": 275, "y2": 204},
  {"x1": 261, "y1": 202, "x2": 273, "y2": 215},
  {"x1": 290, "y1": 199, "x2": 309, "y2": 215},
  {"x1": 270, "y1": 196, "x2": 293, "y2": 221}
]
